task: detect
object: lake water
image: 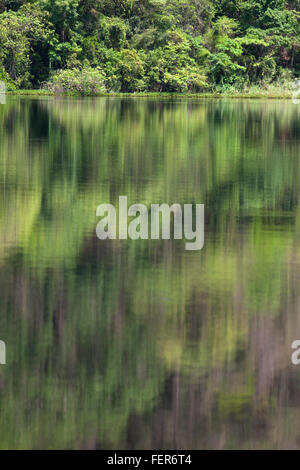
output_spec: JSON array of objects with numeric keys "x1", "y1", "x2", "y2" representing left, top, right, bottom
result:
[{"x1": 0, "y1": 96, "x2": 300, "y2": 449}]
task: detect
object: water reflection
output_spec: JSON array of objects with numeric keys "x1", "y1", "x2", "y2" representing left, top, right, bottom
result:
[{"x1": 0, "y1": 97, "x2": 300, "y2": 449}]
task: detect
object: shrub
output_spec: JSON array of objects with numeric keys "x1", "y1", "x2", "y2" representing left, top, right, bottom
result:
[
  {"x1": 0, "y1": 67, "x2": 16, "y2": 91},
  {"x1": 44, "y1": 66, "x2": 107, "y2": 95}
]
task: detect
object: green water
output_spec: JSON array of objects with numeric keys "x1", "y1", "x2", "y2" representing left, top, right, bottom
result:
[{"x1": 0, "y1": 96, "x2": 300, "y2": 449}]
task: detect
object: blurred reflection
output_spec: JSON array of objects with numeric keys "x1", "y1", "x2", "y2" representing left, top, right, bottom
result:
[{"x1": 0, "y1": 96, "x2": 300, "y2": 449}]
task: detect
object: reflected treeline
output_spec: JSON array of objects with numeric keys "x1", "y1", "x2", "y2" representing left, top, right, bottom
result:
[{"x1": 0, "y1": 97, "x2": 300, "y2": 449}]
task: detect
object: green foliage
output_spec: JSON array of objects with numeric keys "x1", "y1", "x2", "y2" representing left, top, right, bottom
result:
[
  {"x1": 37, "y1": 0, "x2": 80, "y2": 41},
  {"x1": 0, "y1": 0, "x2": 299, "y2": 92},
  {"x1": 0, "y1": 66, "x2": 16, "y2": 90},
  {"x1": 0, "y1": 4, "x2": 53, "y2": 87},
  {"x1": 208, "y1": 52, "x2": 246, "y2": 87},
  {"x1": 117, "y1": 48, "x2": 145, "y2": 91},
  {"x1": 44, "y1": 66, "x2": 107, "y2": 94},
  {"x1": 98, "y1": 15, "x2": 128, "y2": 49}
]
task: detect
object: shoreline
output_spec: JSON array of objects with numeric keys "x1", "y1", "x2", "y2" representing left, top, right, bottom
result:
[{"x1": 6, "y1": 90, "x2": 294, "y2": 99}]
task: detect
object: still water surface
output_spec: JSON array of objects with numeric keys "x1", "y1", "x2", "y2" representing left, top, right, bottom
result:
[{"x1": 0, "y1": 96, "x2": 300, "y2": 449}]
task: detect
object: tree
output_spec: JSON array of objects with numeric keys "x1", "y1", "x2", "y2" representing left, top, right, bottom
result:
[{"x1": 0, "y1": 4, "x2": 53, "y2": 87}]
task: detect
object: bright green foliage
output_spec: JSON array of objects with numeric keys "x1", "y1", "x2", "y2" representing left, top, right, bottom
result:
[
  {"x1": 98, "y1": 16, "x2": 128, "y2": 49},
  {"x1": 144, "y1": 29, "x2": 208, "y2": 92},
  {"x1": 0, "y1": 4, "x2": 53, "y2": 87},
  {"x1": 0, "y1": 0, "x2": 299, "y2": 92},
  {"x1": 117, "y1": 49, "x2": 145, "y2": 91},
  {"x1": 44, "y1": 65, "x2": 107, "y2": 94}
]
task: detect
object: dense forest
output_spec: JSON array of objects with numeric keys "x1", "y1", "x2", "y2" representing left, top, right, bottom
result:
[{"x1": 0, "y1": 0, "x2": 300, "y2": 93}]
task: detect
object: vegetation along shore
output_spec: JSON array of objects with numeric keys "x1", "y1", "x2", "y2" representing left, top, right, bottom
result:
[{"x1": 0, "y1": 1, "x2": 299, "y2": 96}]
